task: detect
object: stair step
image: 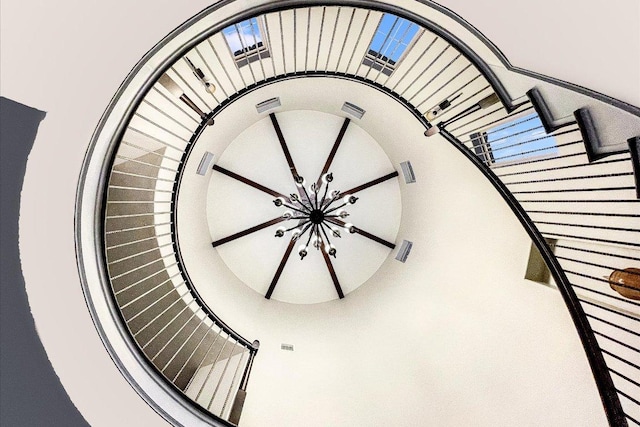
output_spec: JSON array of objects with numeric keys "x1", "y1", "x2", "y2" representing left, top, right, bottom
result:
[
  {"x1": 526, "y1": 88, "x2": 574, "y2": 133},
  {"x1": 628, "y1": 136, "x2": 640, "y2": 199}
]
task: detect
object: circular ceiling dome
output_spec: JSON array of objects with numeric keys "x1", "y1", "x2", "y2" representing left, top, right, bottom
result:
[{"x1": 207, "y1": 109, "x2": 401, "y2": 304}]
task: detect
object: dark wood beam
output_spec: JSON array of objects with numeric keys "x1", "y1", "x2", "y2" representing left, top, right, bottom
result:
[
  {"x1": 317, "y1": 118, "x2": 350, "y2": 186},
  {"x1": 341, "y1": 171, "x2": 399, "y2": 196},
  {"x1": 326, "y1": 218, "x2": 396, "y2": 250},
  {"x1": 212, "y1": 217, "x2": 286, "y2": 247},
  {"x1": 269, "y1": 113, "x2": 299, "y2": 179},
  {"x1": 212, "y1": 164, "x2": 287, "y2": 199},
  {"x1": 265, "y1": 238, "x2": 296, "y2": 299},
  {"x1": 321, "y1": 242, "x2": 345, "y2": 299}
]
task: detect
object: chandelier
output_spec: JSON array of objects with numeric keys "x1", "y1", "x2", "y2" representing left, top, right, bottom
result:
[{"x1": 273, "y1": 173, "x2": 358, "y2": 260}]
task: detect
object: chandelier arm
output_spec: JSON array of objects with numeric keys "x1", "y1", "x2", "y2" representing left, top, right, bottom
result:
[
  {"x1": 321, "y1": 192, "x2": 341, "y2": 210},
  {"x1": 297, "y1": 222, "x2": 313, "y2": 240},
  {"x1": 304, "y1": 224, "x2": 315, "y2": 248},
  {"x1": 282, "y1": 203, "x2": 311, "y2": 215},
  {"x1": 299, "y1": 181, "x2": 315, "y2": 210},
  {"x1": 320, "y1": 182, "x2": 329, "y2": 208},
  {"x1": 315, "y1": 225, "x2": 322, "y2": 250},
  {"x1": 284, "y1": 220, "x2": 311, "y2": 233},
  {"x1": 319, "y1": 222, "x2": 333, "y2": 249},
  {"x1": 324, "y1": 202, "x2": 349, "y2": 215}
]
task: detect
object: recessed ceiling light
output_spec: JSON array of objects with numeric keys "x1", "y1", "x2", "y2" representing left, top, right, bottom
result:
[
  {"x1": 256, "y1": 97, "x2": 281, "y2": 114},
  {"x1": 196, "y1": 151, "x2": 214, "y2": 175},
  {"x1": 395, "y1": 240, "x2": 413, "y2": 263},
  {"x1": 341, "y1": 102, "x2": 366, "y2": 119},
  {"x1": 400, "y1": 161, "x2": 416, "y2": 184}
]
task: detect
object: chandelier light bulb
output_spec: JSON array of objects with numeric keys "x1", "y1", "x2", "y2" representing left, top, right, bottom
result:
[
  {"x1": 274, "y1": 226, "x2": 286, "y2": 238},
  {"x1": 331, "y1": 190, "x2": 340, "y2": 198},
  {"x1": 331, "y1": 228, "x2": 341, "y2": 238},
  {"x1": 308, "y1": 184, "x2": 316, "y2": 194},
  {"x1": 291, "y1": 228, "x2": 302, "y2": 239},
  {"x1": 295, "y1": 175, "x2": 305, "y2": 186},
  {"x1": 338, "y1": 210, "x2": 349, "y2": 218},
  {"x1": 322, "y1": 172, "x2": 333, "y2": 184},
  {"x1": 273, "y1": 197, "x2": 284, "y2": 207},
  {"x1": 348, "y1": 196, "x2": 358, "y2": 205},
  {"x1": 298, "y1": 245, "x2": 308, "y2": 260},
  {"x1": 282, "y1": 210, "x2": 293, "y2": 219},
  {"x1": 327, "y1": 245, "x2": 337, "y2": 257},
  {"x1": 344, "y1": 223, "x2": 356, "y2": 233},
  {"x1": 290, "y1": 193, "x2": 299, "y2": 202}
]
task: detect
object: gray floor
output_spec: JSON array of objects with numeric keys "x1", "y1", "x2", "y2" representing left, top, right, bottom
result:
[{"x1": 0, "y1": 97, "x2": 89, "y2": 426}]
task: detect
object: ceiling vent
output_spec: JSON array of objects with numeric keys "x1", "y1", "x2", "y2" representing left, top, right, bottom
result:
[
  {"x1": 341, "y1": 102, "x2": 366, "y2": 119},
  {"x1": 256, "y1": 97, "x2": 281, "y2": 114},
  {"x1": 395, "y1": 240, "x2": 413, "y2": 263},
  {"x1": 196, "y1": 151, "x2": 214, "y2": 175},
  {"x1": 400, "y1": 161, "x2": 416, "y2": 184},
  {"x1": 281, "y1": 344, "x2": 294, "y2": 351}
]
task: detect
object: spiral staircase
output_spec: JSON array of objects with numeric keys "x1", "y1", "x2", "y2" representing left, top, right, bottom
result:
[{"x1": 68, "y1": 1, "x2": 640, "y2": 426}]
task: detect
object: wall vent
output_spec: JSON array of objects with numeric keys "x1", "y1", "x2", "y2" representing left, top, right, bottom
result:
[
  {"x1": 196, "y1": 151, "x2": 214, "y2": 175},
  {"x1": 281, "y1": 344, "x2": 294, "y2": 351},
  {"x1": 395, "y1": 240, "x2": 413, "y2": 263},
  {"x1": 256, "y1": 97, "x2": 281, "y2": 113},
  {"x1": 341, "y1": 102, "x2": 366, "y2": 119},
  {"x1": 399, "y1": 161, "x2": 416, "y2": 183}
]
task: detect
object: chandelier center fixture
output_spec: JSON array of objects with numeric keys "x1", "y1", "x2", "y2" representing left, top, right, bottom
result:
[{"x1": 273, "y1": 173, "x2": 358, "y2": 260}]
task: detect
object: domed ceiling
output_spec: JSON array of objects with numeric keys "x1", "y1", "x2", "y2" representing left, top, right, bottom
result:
[{"x1": 207, "y1": 109, "x2": 401, "y2": 304}]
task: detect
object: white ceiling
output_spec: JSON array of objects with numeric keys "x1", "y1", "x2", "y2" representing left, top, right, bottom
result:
[{"x1": 207, "y1": 110, "x2": 401, "y2": 304}]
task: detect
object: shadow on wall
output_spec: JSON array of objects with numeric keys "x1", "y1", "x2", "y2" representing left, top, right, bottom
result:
[{"x1": 0, "y1": 97, "x2": 88, "y2": 427}]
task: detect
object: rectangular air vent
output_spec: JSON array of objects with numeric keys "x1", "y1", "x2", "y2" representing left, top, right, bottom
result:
[
  {"x1": 399, "y1": 161, "x2": 416, "y2": 184},
  {"x1": 341, "y1": 102, "x2": 366, "y2": 119},
  {"x1": 395, "y1": 240, "x2": 413, "y2": 263},
  {"x1": 281, "y1": 344, "x2": 294, "y2": 351},
  {"x1": 256, "y1": 97, "x2": 281, "y2": 113},
  {"x1": 196, "y1": 151, "x2": 215, "y2": 175}
]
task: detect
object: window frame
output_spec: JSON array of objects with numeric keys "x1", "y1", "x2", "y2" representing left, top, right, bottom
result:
[
  {"x1": 362, "y1": 13, "x2": 423, "y2": 76},
  {"x1": 222, "y1": 17, "x2": 271, "y2": 68},
  {"x1": 469, "y1": 112, "x2": 559, "y2": 167}
]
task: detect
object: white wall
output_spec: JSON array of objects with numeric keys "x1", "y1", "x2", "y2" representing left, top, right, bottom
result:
[{"x1": 1, "y1": 0, "x2": 637, "y2": 426}]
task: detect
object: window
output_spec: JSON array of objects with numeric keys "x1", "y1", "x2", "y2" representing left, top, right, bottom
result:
[
  {"x1": 222, "y1": 18, "x2": 270, "y2": 67},
  {"x1": 363, "y1": 14, "x2": 420, "y2": 76},
  {"x1": 470, "y1": 113, "x2": 558, "y2": 165}
]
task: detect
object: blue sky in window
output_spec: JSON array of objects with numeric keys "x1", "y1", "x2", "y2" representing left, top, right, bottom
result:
[
  {"x1": 222, "y1": 18, "x2": 263, "y2": 54},
  {"x1": 486, "y1": 113, "x2": 558, "y2": 163},
  {"x1": 369, "y1": 14, "x2": 419, "y2": 62}
]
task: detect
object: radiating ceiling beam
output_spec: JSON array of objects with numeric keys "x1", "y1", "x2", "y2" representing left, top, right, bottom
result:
[
  {"x1": 321, "y1": 242, "x2": 345, "y2": 299},
  {"x1": 317, "y1": 117, "x2": 351, "y2": 186},
  {"x1": 269, "y1": 113, "x2": 299, "y2": 180},
  {"x1": 212, "y1": 217, "x2": 286, "y2": 247},
  {"x1": 264, "y1": 238, "x2": 296, "y2": 299},
  {"x1": 326, "y1": 218, "x2": 396, "y2": 249},
  {"x1": 213, "y1": 164, "x2": 287, "y2": 199},
  {"x1": 341, "y1": 171, "x2": 399, "y2": 196}
]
